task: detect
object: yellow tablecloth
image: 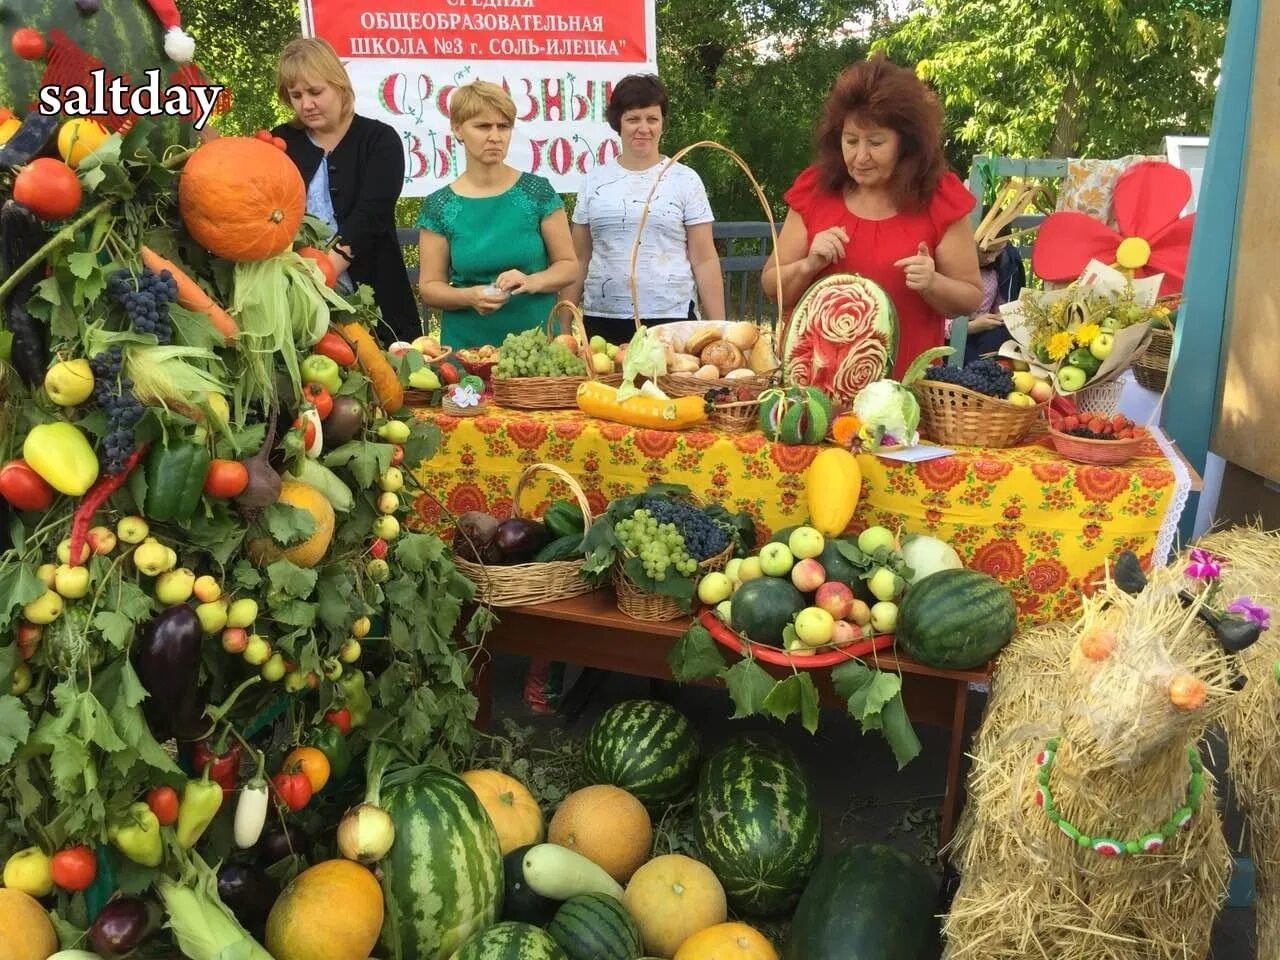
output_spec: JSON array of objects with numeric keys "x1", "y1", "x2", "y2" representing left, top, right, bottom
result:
[{"x1": 408, "y1": 406, "x2": 1184, "y2": 627}]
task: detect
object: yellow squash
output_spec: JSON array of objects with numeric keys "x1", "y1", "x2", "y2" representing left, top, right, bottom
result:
[
  {"x1": 576, "y1": 381, "x2": 706, "y2": 430},
  {"x1": 805, "y1": 446, "x2": 861, "y2": 537}
]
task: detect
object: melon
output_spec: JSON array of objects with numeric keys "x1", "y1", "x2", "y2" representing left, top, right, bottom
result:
[
  {"x1": 623, "y1": 855, "x2": 727, "y2": 958},
  {"x1": 758, "y1": 387, "x2": 832, "y2": 444},
  {"x1": 0, "y1": 888, "x2": 58, "y2": 960},
  {"x1": 548, "y1": 785, "x2": 653, "y2": 883},
  {"x1": 780, "y1": 273, "x2": 898, "y2": 409},
  {"x1": 266, "y1": 860, "x2": 384, "y2": 960}
]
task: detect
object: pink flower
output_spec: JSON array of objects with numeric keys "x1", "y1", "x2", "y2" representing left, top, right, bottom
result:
[
  {"x1": 1227, "y1": 596, "x2": 1271, "y2": 631},
  {"x1": 1185, "y1": 548, "x2": 1223, "y2": 580}
]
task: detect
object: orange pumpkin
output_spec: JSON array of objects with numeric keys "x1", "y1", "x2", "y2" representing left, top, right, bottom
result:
[
  {"x1": 459, "y1": 769, "x2": 545, "y2": 855},
  {"x1": 178, "y1": 137, "x2": 305, "y2": 261}
]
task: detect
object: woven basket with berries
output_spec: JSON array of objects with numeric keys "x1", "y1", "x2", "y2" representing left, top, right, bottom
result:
[
  {"x1": 705, "y1": 384, "x2": 764, "y2": 433},
  {"x1": 1048, "y1": 411, "x2": 1144, "y2": 465},
  {"x1": 911, "y1": 357, "x2": 1048, "y2": 447}
]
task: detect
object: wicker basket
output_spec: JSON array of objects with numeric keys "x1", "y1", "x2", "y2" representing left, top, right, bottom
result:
[
  {"x1": 708, "y1": 398, "x2": 762, "y2": 433},
  {"x1": 1047, "y1": 427, "x2": 1145, "y2": 466},
  {"x1": 403, "y1": 388, "x2": 441, "y2": 407},
  {"x1": 911, "y1": 380, "x2": 1047, "y2": 448},
  {"x1": 1133, "y1": 326, "x2": 1173, "y2": 393},
  {"x1": 613, "y1": 541, "x2": 733, "y2": 622},
  {"x1": 441, "y1": 391, "x2": 487, "y2": 417},
  {"x1": 658, "y1": 369, "x2": 778, "y2": 399},
  {"x1": 1072, "y1": 378, "x2": 1126, "y2": 415},
  {"x1": 452, "y1": 463, "x2": 596, "y2": 606},
  {"x1": 490, "y1": 302, "x2": 613, "y2": 409}
]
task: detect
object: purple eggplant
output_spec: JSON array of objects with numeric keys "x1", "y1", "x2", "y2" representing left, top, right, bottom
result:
[
  {"x1": 89, "y1": 897, "x2": 152, "y2": 956},
  {"x1": 259, "y1": 819, "x2": 307, "y2": 864},
  {"x1": 218, "y1": 862, "x2": 276, "y2": 930},
  {"x1": 131, "y1": 604, "x2": 203, "y2": 741}
]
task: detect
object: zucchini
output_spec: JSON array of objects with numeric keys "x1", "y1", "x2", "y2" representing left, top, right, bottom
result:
[
  {"x1": 522, "y1": 843, "x2": 624, "y2": 901},
  {"x1": 294, "y1": 458, "x2": 354, "y2": 512},
  {"x1": 533, "y1": 533, "x2": 584, "y2": 563}
]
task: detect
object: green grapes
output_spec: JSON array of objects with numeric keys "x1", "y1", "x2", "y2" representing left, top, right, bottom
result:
[
  {"x1": 616, "y1": 508, "x2": 698, "y2": 580},
  {"x1": 493, "y1": 327, "x2": 588, "y2": 378}
]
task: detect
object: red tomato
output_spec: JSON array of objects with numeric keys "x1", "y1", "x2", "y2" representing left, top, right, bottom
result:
[
  {"x1": 203, "y1": 459, "x2": 249, "y2": 498},
  {"x1": 0, "y1": 459, "x2": 54, "y2": 510},
  {"x1": 438, "y1": 362, "x2": 460, "y2": 385},
  {"x1": 303, "y1": 382, "x2": 334, "y2": 419},
  {"x1": 11, "y1": 27, "x2": 47, "y2": 60},
  {"x1": 271, "y1": 771, "x2": 313, "y2": 812},
  {"x1": 146, "y1": 785, "x2": 180, "y2": 826},
  {"x1": 323, "y1": 708, "x2": 352, "y2": 735},
  {"x1": 297, "y1": 246, "x2": 337, "y2": 289},
  {"x1": 50, "y1": 845, "x2": 96, "y2": 891},
  {"x1": 292, "y1": 416, "x2": 317, "y2": 450},
  {"x1": 13, "y1": 158, "x2": 82, "y2": 221},
  {"x1": 390, "y1": 444, "x2": 404, "y2": 467}
]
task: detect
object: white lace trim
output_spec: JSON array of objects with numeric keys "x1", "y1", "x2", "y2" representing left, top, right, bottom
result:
[{"x1": 1149, "y1": 424, "x2": 1192, "y2": 566}]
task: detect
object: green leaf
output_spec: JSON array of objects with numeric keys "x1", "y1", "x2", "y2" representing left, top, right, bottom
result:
[
  {"x1": 761, "y1": 673, "x2": 802, "y2": 724},
  {"x1": 93, "y1": 611, "x2": 134, "y2": 651},
  {"x1": 0, "y1": 695, "x2": 32, "y2": 764},
  {"x1": 394, "y1": 533, "x2": 446, "y2": 573},
  {"x1": 77, "y1": 692, "x2": 126, "y2": 754},
  {"x1": 263, "y1": 502, "x2": 316, "y2": 546},
  {"x1": 271, "y1": 600, "x2": 317, "y2": 629},
  {"x1": 324, "y1": 441, "x2": 392, "y2": 490},
  {"x1": 834, "y1": 539, "x2": 869, "y2": 569},
  {"x1": 119, "y1": 660, "x2": 148, "y2": 708},
  {"x1": 795, "y1": 671, "x2": 820, "y2": 734},
  {"x1": 0, "y1": 563, "x2": 48, "y2": 633},
  {"x1": 232, "y1": 561, "x2": 263, "y2": 592},
  {"x1": 115, "y1": 580, "x2": 153, "y2": 622},
  {"x1": 316, "y1": 569, "x2": 359, "y2": 631},
  {"x1": 266, "y1": 559, "x2": 318, "y2": 600},
  {"x1": 66, "y1": 251, "x2": 99, "y2": 281},
  {"x1": 401, "y1": 419, "x2": 441, "y2": 468},
  {"x1": 719, "y1": 657, "x2": 776, "y2": 718},
  {"x1": 880, "y1": 692, "x2": 922, "y2": 770},
  {"x1": 668, "y1": 624, "x2": 725, "y2": 682}
]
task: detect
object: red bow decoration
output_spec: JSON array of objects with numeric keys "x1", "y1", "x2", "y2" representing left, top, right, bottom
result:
[{"x1": 1031, "y1": 160, "x2": 1195, "y2": 298}]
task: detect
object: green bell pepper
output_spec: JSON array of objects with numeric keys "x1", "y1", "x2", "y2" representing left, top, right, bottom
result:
[
  {"x1": 339, "y1": 670, "x2": 372, "y2": 728},
  {"x1": 108, "y1": 802, "x2": 163, "y2": 867},
  {"x1": 311, "y1": 725, "x2": 353, "y2": 782},
  {"x1": 143, "y1": 441, "x2": 211, "y2": 522},
  {"x1": 176, "y1": 768, "x2": 224, "y2": 849}
]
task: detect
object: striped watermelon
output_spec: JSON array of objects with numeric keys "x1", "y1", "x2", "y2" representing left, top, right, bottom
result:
[
  {"x1": 547, "y1": 894, "x2": 643, "y2": 960},
  {"x1": 895, "y1": 568, "x2": 1016, "y2": 669},
  {"x1": 692, "y1": 735, "x2": 821, "y2": 916},
  {"x1": 583, "y1": 700, "x2": 700, "y2": 806},
  {"x1": 380, "y1": 768, "x2": 504, "y2": 960},
  {"x1": 451, "y1": 922, "x2": 568, "y2": 960}
]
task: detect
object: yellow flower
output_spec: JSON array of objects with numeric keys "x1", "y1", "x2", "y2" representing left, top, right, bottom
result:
[
  {"x1": 1048, "y1": 332, "x2": 1075, "y2": 361},
  {"x1": 1049, "y1": 301, "x2": 1066, "y2": 321},
  {"x1": 1074, "y1": 323, "x2": 1101, "y2": 347}
]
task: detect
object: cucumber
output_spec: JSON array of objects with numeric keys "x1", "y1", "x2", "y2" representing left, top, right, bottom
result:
[
  {"x1": 534, "y1": 533, "x2": 584, "y2": 563},
  {"x1": 522, "y1": 843, "x2": 624, "y2": 901},
  {"x1": 293, "y1": 458, "x2": 355, "y2": 512}
]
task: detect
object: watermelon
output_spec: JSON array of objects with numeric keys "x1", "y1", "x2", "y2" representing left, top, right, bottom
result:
[
  {"x1": 729, "y1": 576, "x2": 806, "y2": 646},
  {"x1": 547, "y1": 894, "x2": 643, "y2": 960},
  {"x1": 693, "y1": 735, "x2": 820, "y2": 916},
  {"x1": 780, "y1": 273, "x2": 898, "y2": 409},
  {"x1": 451, "y1": 922, "x2": 568, "y2": 960},
  {"x1": 895, "y1": 568, "x2": 1016, "y2": 669},
  {"x1": 759, "y1": 386, "x2": 832, "y2": 444},
  {"x1": 768, "y1": 527, "x2": 873, "y2": 604},
  {"x1": 582, "y1": 700, "x2": 700, "y2": 805},
  {"x1": 783, "y1": 843, "x2": 938, "y2": 960},
  {"x1": 502, "y1": 844, "x2": 561, "y2": 926},
  {"x1": 379, "y1": 768, "x2": 504, "y2": 960}
]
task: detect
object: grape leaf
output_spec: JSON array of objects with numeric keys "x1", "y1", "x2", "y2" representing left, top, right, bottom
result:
[
  {"x1": 795, "y1": 671, "x2": 820, "y2": 734},
  {"x1": 67, "y1": 251, "x2": 99, "y2": 280},
  {"x1": 0, "y1": 563, "x2": 48, "y2": 633},
  {"x1": 263, "y1": 502, "x2": 316, "y2": 547},
  {"x1": 325, "y1": 441, "x2": 393, "y2": 490},
  {"x1": 394, "y1": 533, "x2": 447, "y2": 573},
  {"x1": 761, "y1": 673, "x2": 801, "y2": 724},
  {"x1": 668, "y1": 624, "x2": 725, "y2": 682},
  {"x1": 77, "y1": 692, "x2": 126, "y2": 754},
  {"x1": 93, "y1": 611, "x2": 134, "y2": 651},
  {"x1": 879, "y1": 692, "x2": 922, "y2": 770},
  {"x1": 0, "y1": 695, "x2": 32, "y2": 765},
  {"x1": 271, "y1": 600, "x2": 317, "y2": 629},
  {"x1": 115, "y1": 580, "x2": 154, "y2": 622},
  {"x1": 719, "y1": 658, "x2": 775, "y2": 718},
  {"x1": 402, "y1": 419, "x2": 441, "y2": 468},
  {"x1": 266, "y1": 559, "x2": 318, "y2": 601}
]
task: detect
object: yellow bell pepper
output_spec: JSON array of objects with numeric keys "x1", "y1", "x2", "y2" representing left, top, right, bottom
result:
[
  {"x1": 23, "y1": 422, "x2": 99, "y2": 496},
  {"x1": 576, "y1": 381, "x2": 706, "y2": 430}
]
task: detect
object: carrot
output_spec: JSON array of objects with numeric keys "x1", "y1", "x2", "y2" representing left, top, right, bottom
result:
[
  {"x1": 339, "y1": 321, "x2": 403, "y2": 413},
  {"x1": 140, "y1": 244, "x2": 239, "y2": 342}
]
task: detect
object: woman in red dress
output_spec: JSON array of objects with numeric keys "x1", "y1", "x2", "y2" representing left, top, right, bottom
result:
[{"x1": 763, "y1": 54, "x2": 983, "y2": 380}]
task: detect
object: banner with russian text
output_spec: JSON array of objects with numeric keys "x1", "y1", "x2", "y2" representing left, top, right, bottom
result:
[{"x1": 299, "y1": 0, "x2": 657, "y2": 197}]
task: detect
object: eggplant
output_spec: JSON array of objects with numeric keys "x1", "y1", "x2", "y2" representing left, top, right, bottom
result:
[
  {"x1": 495, "y1": 517, "x2": 550, "y2": 563},
  {"x1": 259, "y1": 819, "x2": 307, "y2": 864},
  {"x1": 453, "y1": 511, "x2": 501, "y2": 564},
  {"x1": 131, "y1": 605, "x2": 203, "y2": 741},
  {"x1": 0, "y1": 114, "x2": 58, "y2": 167},
  {"x1": 88, "y1": 897, "x2": 152, "y2": 956},
  {"x1": 1, "y1": 201, "x2": 50, "y2": 388},
  {"x1": 323, "y1": 396, "x2": 366, "y2": 450},
  {"x1": 217, "y1": 862, "x2": 275, "y2": 930}
]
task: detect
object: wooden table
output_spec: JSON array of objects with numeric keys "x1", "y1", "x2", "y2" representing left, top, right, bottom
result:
[{"x1": 472, "y1": 590, "x2": 992, "y2": 846}]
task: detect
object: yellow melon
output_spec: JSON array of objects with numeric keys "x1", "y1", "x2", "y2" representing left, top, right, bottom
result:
[
  {"x1": 624, "y1": 854, "x2": 727, "y2": 958},
  {"x1": 461, "y1": 768, "x2": 545, "y2": 854},
  {"x1": 247, "y1": 480, "x2": 335, "y2": 568},
  {"x1": 674, "y1": 921, "x2": 779, "y2": 960},
  {"x1": 548, "y1": 784, "x2": 652, "y2": 883},
  {"x1": 0, "y1": 888, "x2": 58, "y2": 960},
  {"x1": 265, "y1": 859, "x2": 383, "y2": 960}
]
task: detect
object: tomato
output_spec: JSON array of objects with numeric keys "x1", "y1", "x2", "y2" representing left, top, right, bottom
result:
[
  {"x1": 271, "y1": 771, "x2": 313, "y2": 811},
  {"x1": 0, "y1": 459, "x2": 54, "y2": 511},
  {"x1": 390, "y1": 444, "x2": 404, "y2": 467},
  {"x1": 13, "y1": 158, "x2": 82, "y2": 221},
  {"x1": 291, "y1": 416, "x2": 317, "y2": 451},
  {"x1": 297, "y1": 246, "x2": 337, "y2": 289},
  {"x1": 203, "y1": 459, "x2": 249, "y2": 498},
  {"x1": 146, "y1": 785, "x2": 180, "y2": 826},
  {"x1": 50, "y1": 845, "x2": 96, "y2": 891},
  {"x1": 438, "y1": 362, "x2": 460, "y2": 385},
  {"x1": 284, "y1": 746, "x2": 331, "y2": 793},
  {"x1": 303, "y1": 382, "x2": 334, "y2": 420},
  {"x1": 323, "y1": 707, "x2": 352, "y2": 735},
  {"x1": 11, "y1": 27, "x2": 47, "y2": 60}
]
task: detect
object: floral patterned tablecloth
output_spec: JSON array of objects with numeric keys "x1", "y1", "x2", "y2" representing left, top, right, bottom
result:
[{"x1": 408, "y1": 406, "x2": 1186, "y2": 627}]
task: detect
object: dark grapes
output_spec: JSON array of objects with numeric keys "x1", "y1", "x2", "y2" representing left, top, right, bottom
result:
[
  {"x1": 923, "y1": 357, "x2": 1014, "y2": 399},
  {"x1": 640, "y1": 495, "x2": 731, "y2": 561},
  {"x1": 89, "y1": 344, "x2": 142, "y2": 473},
  {"x1": 107, "y1": 267, "x2": 178, "y2": 344}
]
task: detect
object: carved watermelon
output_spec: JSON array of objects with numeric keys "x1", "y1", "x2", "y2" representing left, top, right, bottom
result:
[{"x1": 780, "y1": 274, "x2": 898, "y2": 409}]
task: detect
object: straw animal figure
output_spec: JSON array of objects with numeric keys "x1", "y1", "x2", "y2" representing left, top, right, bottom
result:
[
  {"x1": 943, "y1": 553, "x2": 1261, "y2": 960},
  {"x1": 1195, "y1": 526, "x2": 1280, "y2": 956}
]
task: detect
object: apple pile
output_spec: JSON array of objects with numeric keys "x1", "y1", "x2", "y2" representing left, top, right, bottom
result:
[
  {"x1": 697, "y1": 524, "x2": 908, "y2": 655},
  {"x1": 1059, "y1": 411, "x2": 1140, "y2": 441},
  {"x1": 388, "y1": 334, "x2": 449, "y2": 362}
]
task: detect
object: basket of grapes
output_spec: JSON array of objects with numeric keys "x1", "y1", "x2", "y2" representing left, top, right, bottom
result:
[
  {"x1": 1048, "y1": 411, "x2": 1145, "y2": 465},
  {"x1": 911, "y1": 357, "x2": 1049, "y2": 448},
  {"x1": 490, "y1": 302, "x2": 619, "y2": 409}
]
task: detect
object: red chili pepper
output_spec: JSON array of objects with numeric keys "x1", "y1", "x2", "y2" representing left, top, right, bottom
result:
[
  {"x1": 67, "y1": 444, "x2": 148, "y2": 566},
  {"x1": 191, "y1": 737, "x2": 242, "y2": 783},
  {"x1": 323, "y1": 708, "x2": 352, "y2": 735}
]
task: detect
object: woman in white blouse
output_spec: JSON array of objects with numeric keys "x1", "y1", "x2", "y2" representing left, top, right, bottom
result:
[{"x1": 564, "y1": 74, "x2": 726, "y2": 344}]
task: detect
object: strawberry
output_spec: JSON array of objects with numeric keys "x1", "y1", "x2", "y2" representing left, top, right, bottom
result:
[{"x1": 1062, "y1": 415, "x2": 1080, "y2": 431}]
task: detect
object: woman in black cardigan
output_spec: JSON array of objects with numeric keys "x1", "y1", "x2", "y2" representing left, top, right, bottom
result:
[{"x1": 272, "y1": 37, "x2": 419, "y2": 345}]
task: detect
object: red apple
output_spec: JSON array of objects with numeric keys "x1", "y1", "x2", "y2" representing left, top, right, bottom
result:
[
  {"x1": 551, "y1": 333, "x2": 579, "y2": 355},
  {"x1": 815, "y1": 581, "x2": 854, "y2": 620},
  {"x1": 790, "y1": 558, "x2": 826, "y2": 593},
  {"x1": 830, "y1": 619, "x2": 858, "y2": 647}
]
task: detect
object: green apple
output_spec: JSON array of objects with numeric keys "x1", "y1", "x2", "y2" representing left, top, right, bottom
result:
[
  {"x1": 44, "y1": 358, "x2": 95, "y2": 406},
  {"x1": 408, "y1": 367, "x2": 441, "y2": 390},
  {"x1": 1057, "y1": 365, "x2": 1088, "y2": 392},
  {"x1": 380, "y1": 467, "x2": 405, "y2": 492},
  {"x1": 155, "y1": 568, "x2": 196, "y2": 604},
  {"x1": 366, "y1": 558, "x2": 391, "y2": 583},
  {"x1": 724, "y1": 558, "x2": 743, "y2": 584},
  {"x1": 377, "y1": 491, "x2": 399, "y2": 514},
  {"x1": 795, "y1": 606, "x2": 835, "y2": 646},
  {"x1": 132, "y1": 538, "x2": 169, "y2": 576},
  {"x1": 35, "y1": 563, "x2": 55, "y2": 588},
  {"x1": 1099, "y1": 315, "x2": 1118, "y2": 332},
  {"x1": 868, "y1": 566, "x2": 899, "y2": 602},
  {"x1": 340, "y1": 638, "x2": 362, "y2": 663},
  {"x1": 1010, "y1": 371, "x2": 1035, "y2": 394},
  {"x1": 737, "y1": 556, "x2": 763, "y2": 582},
  {"x1": 261, "y1": 653, "x2": 287, "y2": 682},
  {"x1": 787, "y1": 526, "x2": 825, "y2": 560},
  {"x1": 243, "y1": 634, "x2": 272, "y2": 665},
  {"x1": 196, "y1": 600, "x2": 229, "y2": 635},
  {"x1": 1089, "y1": 333, "x2": 1114, "y2": 360},
  {"x1": 870, "y1": 601, "x2": 899, "y2": 633},
  {"x1": 857, "y1": 525, "x2": 896, "y2": 555},
  {"x1": 1005, "y1": 392, "x2": 1037, "y2": 408},
  {"x1": 300, "y1": 354, "x2": 343, "y2": 393},
  {"x1": 715, "y1": 599, "x2": 732, "y2": 623},
  {"x1": 697, "y1": 572, "x2": 733, "y2": 605},
  {"x1": 117, "y1": 515, "x2": 149, "y2": 544},
  {"x1": 606, "y1": 344, "x2": 619, "y2": 359},
  {"x1": 53, "y1": 563, "x2": 90, "y2": 599},
  {"x1": 589, "y1": 335, "x2": 609, "y2": 354},
  {"x1": 1011, "y1": 359, "x2": 1030, "y2": 372},
  {"x1": 227, "y1": 598, "x2": 259, "y2": 628},
  {"x1": 372, "y1": 515, "x2": 400, "y2": 541},
  {"x1": 758, "y1": 542, "x2": 794, "y2": 577}
]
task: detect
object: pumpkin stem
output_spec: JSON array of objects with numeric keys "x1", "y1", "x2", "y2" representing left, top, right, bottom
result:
[{"x1": 269, "y1": 209, "x2": 284, "y2": 223}]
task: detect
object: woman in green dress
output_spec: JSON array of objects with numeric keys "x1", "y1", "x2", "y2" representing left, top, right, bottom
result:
[{"x1": 417, "y1": 81, "x2": 579, "y2": 350}]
